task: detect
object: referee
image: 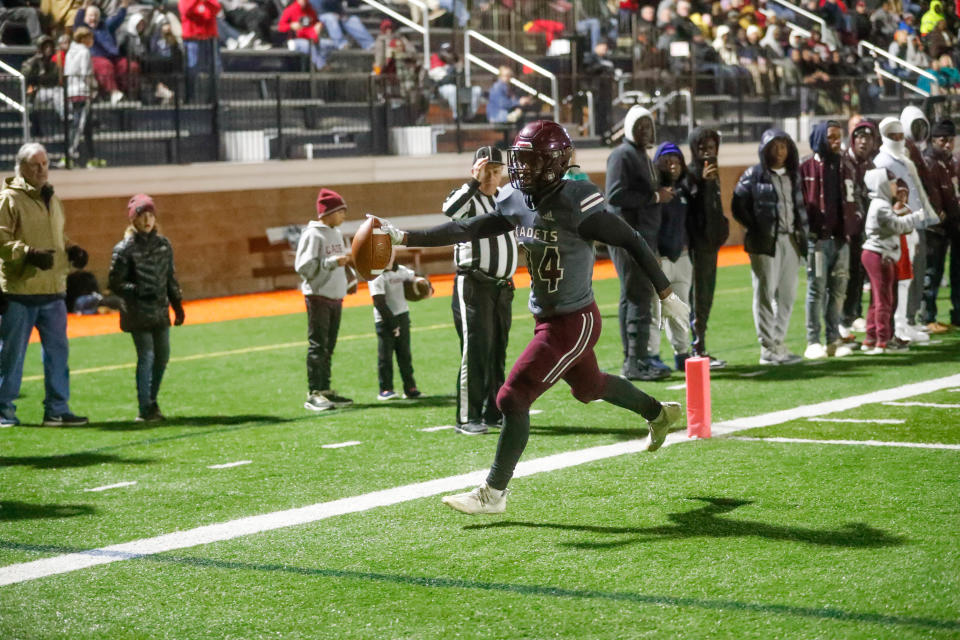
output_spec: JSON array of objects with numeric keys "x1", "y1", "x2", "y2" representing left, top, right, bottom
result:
[{"x1": 443, "y1": 146, "x2": 518, "y2": 435}]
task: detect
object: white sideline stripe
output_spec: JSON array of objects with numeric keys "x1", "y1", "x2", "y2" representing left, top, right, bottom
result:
[
  {"x1": 529, "y1": 409, "x2": 543, "y2": 415},
  {"x1": 712, "y1": 373, "x2": 960, "y2": 434},
  {"x1": 207, "y1": 461, "x2": 252, "y2": 470},
  {"x1": 3, "y1": 372, "x2": 960, "y2": 588},
  {"x1": 730, "y1": 436, "x2": 960, "y2": 450},
  {"x1": 420, "y1": 425, "x2": 455, "y2": 432},
  {"x1": 949, "y1": 388, "x2": 960, "y2": 392},
  {"x1": 807, "y1": 418, "x2": 906, "y2": 424},
  {"x1": 882, "y1": 402, "x2": 960, "y2": 409},
  {"x1": 321, "y1": 441, "x2": 361, "y2": 449},
  {"x1": 666, "y1": 383, "x2": 687, "y2": 390},
  {"x1": 739, "y1": 370, "x2": 767, "y2": 378},
  {"x1": 83, "y1": 481, "x2": 137, "y2": 493}
]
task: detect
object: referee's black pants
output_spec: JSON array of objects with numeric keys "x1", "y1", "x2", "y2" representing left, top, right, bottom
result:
[{"x1": 452, "y1": 271, "x2": 514, "y2": 426}]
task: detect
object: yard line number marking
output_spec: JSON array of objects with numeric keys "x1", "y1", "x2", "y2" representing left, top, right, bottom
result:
[{"x1": 3, "y1": 372, "x2": 959, "y2": 588}]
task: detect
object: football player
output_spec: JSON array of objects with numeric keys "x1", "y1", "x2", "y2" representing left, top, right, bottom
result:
[{"x1": 374, "y1": 121, "x2": 689, "y2": 515}]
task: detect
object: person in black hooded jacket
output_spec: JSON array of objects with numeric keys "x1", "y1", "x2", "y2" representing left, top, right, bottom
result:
[
  {"x1": 732, "y1": 129, "x2": 808, "y2": 366},
  {"x1": 109, "y1": 194, "x2": 185, "y2": 422},
  {"x1": 685, "y1": 127, "x2": 730, "y2": 368}
]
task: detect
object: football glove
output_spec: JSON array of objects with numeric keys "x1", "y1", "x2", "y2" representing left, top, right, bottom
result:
[
  {"x1": 366, "y1": 214, "x2": 406, "y2": 246},
  {"x1": 659, "y1": 292, "x2": 690, "y2": 329},
  {"x1": 25, "y1": 248, "x2": 55, "y2": 270}
]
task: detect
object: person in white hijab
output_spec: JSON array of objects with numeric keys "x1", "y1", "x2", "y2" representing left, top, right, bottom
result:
[{"x1": 873, "y1": 117, "x2": 939, "y2": 343}]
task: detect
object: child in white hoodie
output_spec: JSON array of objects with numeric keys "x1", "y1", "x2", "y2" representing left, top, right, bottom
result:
[
  {"x1": 295, "y1": 188, "x2": 354, "y2": 411},
  {"x1": 860, "y1": 168, "x2": 937, "y2": 353},
  {"x1": 64, "y1": 27, "x2": 96, "y2": 167}
]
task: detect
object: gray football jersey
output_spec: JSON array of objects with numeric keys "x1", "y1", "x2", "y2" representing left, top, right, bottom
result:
[{"x1": 497, "y1": 181, "x2": 605, "y2": 317}]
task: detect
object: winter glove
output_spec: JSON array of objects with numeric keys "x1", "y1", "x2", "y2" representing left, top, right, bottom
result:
[
  {"x1": 25, "y1": 248, "x2": 55, "y2": 270},
  {"x1": 659, "y1": 292, "x2": 690, "y2": 329},
  {"x1": 67, "y1": 245, "x2": 89, "y2": 269},
  {"x1": 172, "y1": 301, "x2": 185, "y2": 326},
  {"x1": 0, "y1": 289, "x2": 7, "y2": 315},
  {"x1": 366, "y1": 214, "x2": 406, "y2": 246}
]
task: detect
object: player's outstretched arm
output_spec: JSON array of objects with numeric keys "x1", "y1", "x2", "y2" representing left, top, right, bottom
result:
[
  {"x1": 578, "y1": 210, "x2": 671, "y2": 296},
  {"x1": 369, "y1": 214, "x2": 515, "y2": 248}
]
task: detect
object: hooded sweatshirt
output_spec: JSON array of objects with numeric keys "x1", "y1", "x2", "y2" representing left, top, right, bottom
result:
[
  {"x1": 800, "y1": 120, "x2": 863, "y2": 240},
  {"x1": 294, "y1": 219, "x2": 348, "y2": 298},
  {"x1": 847, "y1": 119, "x2": 879, "y2": 227},
  {"x1": 0, "y1": 176, "x2": 72, "y2": 296},
  {"x1": 874, "y1": 116, "x2": 936, "y2": 229},
  {"x1": 654, "y1": 142, "x2": 689, "y2": 261},
  {"x1": 685, "y1": 127, "x2": 729, "y2": 252},
  {"x1": 862, "y1": 168, "x2": 929, "y2": 260},
  {"x1": 731, "y1": 128, "x2": 808, "y2": 257},
  {"x1": 901, "y1": 105, "x2": 942, "y2": 216},
  {"x1": 922, "y1": 139, "x2": 960, "y2": 234},
  {"x1": 605, "y1": 105, "x2": 661, "y2": 241}
]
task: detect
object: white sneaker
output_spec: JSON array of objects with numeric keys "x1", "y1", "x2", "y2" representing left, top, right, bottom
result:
[
  {"x1": 826, "y1": 340, "x2": 853, "y2": 357},
  {"x1": 838, "y1": 324, "x2": 854, "y2": 340},
  {"x1": 304, "y1": 391, "x2": 334, "y2": 411},
  {"x1": 110, "y1": 90, "x2": 124, "y2": 105},
  {"x1": 863, "y1": 345, "x2": 886, "y2": 355},
  {"x1": 646, "y1": 402, "x2": 681, "y2": 452},
  {"x1": 906, "y1": 325, "x2": 930, "y2": 343},
  {"x1": 442, "y1": 484, "x2": 508, "y2": 514},
  {"x1": 759, "y1": 348, "x2": 780, "y2": 365},
  {"x1": 237, "y1": 32, "x2": 256, "y2": 49},
  {"x1": 804, "y1": 343, "x2": 827, "y2": 360},
  {"x1": 852, "y1": 317, "x2": 867, "y2": 332}
]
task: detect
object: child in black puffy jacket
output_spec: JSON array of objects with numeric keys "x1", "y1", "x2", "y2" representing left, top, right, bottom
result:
[{"x1": 108, "y1": 194, "x2": 185, "y2": 422}]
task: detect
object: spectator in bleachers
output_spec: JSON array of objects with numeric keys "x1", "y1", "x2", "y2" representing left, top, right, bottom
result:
[
  {"x1": 429, "y1": 42, "x2": 481, "y2": 121},
  {"x1": 851, "y1": 0, "x2": 873, "y2": 43},
  {"x1": 65, "y1": 27, "x2": 97, "y2": 167},
  {"x1": 0, "y1": 1, "x2": 44, "y2": 45},
  {"x1": 221, "y1": 0, "x2": 272, "y2": 48},
  {"x1": 117, "y1": 12, "x2": 149, "y2": 98},
  {"x1": 311, "y1": 0, "x2": 374, "y2": 51},
  {"x1": 923, "y1": 15, "x2": 954, "y2": 60},
  {"x1": 486, "y1": 66, "x2": 533, "y2": 124},
  {"x1": 672, "y1": 0, "x2": 698, "y2": 40},
  {"x1": 143, "y1": 18, "x2": 181, "y2": 103},
  {"x1": 373, "y1": 19, "x2": 421, "y2": 108},
  {"x1": 582, "y1": 40, "x2": 617, "y2": 134},
  {"x1": 435, "y1": 0, "x2": 470, "y2": 28},
  {"x1": 278, "y1": 0, "x2": 336, "y2": 70},
  {"x1": 577, "y1": 0, "x2": 618, "y2": 51},
  {"x1": 53, "y1": 33, "x2": 70, "y2": 70},
  {"x1": 869, "y1": 0, "x2": 899, "y2": 47},
  {"x1": 75, "y1": 0, "x2": 137, "y2": 105},
  {"x1": 21, "y1": 35, "x2": 63, "y2": 127},
  {"x1": 179, "y1": 0, "x2": 221, "y2": 102},
  {"x1": 40, "y1": 0, "x2": 82, "y2": 35}
]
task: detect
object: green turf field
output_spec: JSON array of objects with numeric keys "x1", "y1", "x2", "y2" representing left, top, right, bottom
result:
[{"x1": 1, "y1": 263, "x2": 958, "y2": 639}]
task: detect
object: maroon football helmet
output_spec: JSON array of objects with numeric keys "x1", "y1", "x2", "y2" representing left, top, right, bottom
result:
[{"x1": 508, "y1": 120, "x2": 573, "y2": 195}]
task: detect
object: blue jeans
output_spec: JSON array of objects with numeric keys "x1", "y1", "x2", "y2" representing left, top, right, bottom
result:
[
  {"x1": 0, "y1": 298, "x2": 71, "y2": 418},
  {"x1": 576, "y1": 17, "x2": 617, "y2": 50},
  {"x1": 131, "y1": 327, "x2": 170, "y2": 416},
  {"x1": 805, "y1": 237, "x2": 850, "y2": 345},
  {"x1": 437, "y1": 0, "x2": 470, "y2": 27},
  {"x1": 287, "y1": 37, "x2": 337, "y2": 70},
  {"x1": 184, "y1": 38, "x2": 221, "y2": 102},
  {"x1": 316, "y1": 12, "x2": 374, "y2": 50}
]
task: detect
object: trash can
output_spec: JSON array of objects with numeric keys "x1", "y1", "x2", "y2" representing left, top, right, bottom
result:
[{"x1": 389, "y1": 126, "x2": 436, "y2": 156}]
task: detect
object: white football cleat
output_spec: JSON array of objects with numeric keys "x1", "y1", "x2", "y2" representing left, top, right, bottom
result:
[
  {"x1": 804, "y1": 343, "x2": 827, "y2": 360},
  {"x1": 304, "y1": 391, "x2": 334, "y2": 411},
  {"x1": 646, "y1": 402, "x2": 681, "y2": 452},
  {"x1": 441, "y1": 484, "x2": 508, "y2": 515}
]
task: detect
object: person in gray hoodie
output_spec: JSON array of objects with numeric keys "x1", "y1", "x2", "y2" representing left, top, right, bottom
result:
[
  {"x1": 732, "y1": 129, "x2": 808, "y2": 365},
  {"x1": 295, "y1": 188, "x2": 354, "y2": 412},
  {"x1": 605, "y1": 105, "x2": 675, "y2": 380},
  {"x1": 860, "y1": 168, "x2": 937, "y2": 353}
]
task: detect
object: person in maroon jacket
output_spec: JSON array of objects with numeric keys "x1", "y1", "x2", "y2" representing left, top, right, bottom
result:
[
  {"x1": 840, "y1": 118, "x2": 878, "y2": 339},
  {"x1": 179, "y1": 0, "x2": 221, "y2": 102},
  {"x1": 277, "y1": 0, "x2": 335, "y2": 69},
  {"x1": 921, "y1": 119, "x2": 960, "y2": 331},
  {"x1": 799, "y1": 120, "x2": 863, "y2": 359}
]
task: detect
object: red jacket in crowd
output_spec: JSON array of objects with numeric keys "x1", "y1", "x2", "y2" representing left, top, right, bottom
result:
[
  {"x1": 179, "y1": 0, "x2": 221, "y2": 40},
  {"x1": 278, "y1": 1, "x2": 322, "y2": 41}
]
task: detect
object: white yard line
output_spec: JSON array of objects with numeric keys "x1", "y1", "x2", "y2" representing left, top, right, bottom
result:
[
  {"x1": 529, "y1": 409, "x2": 543, "y2": 415},
  {"x1": 738, "y1": 371, "x2": 768, "y2": 378},
  {"x1": 321, "y1": 441, "x2": 361, "y2": 449},
  {"x1": 883, "y1": 402, "x2": 960, "y2": 409},
  {"x1": 730, "y1": 436, "x2": 960, "y2": 450},
  {"x1": 83, "y1": 481, "x2": 137, "y2": 493},
  {"x1": 419, "y1": 425, "x2": 455, "y2": 432},
  {"x1": 207, "y1": 461, "x2": 253, "y2": 470},
  {"x1": 807, "y1": 418, "x2": 906, "y2": 424},
  {"x1": 2, "y1": 372, "x2": 959, "y2": 588},
  {"x1": 666, "y1": 383, "x2": 687, "y2": 390}
]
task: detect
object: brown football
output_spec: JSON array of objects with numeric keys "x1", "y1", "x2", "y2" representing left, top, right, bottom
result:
[
  {"x1": 404, "y1": 276, "x2": 434, "y2": 301},
  {"x1": 351, "y1": 216, "x2": 392, "y2": 280}
]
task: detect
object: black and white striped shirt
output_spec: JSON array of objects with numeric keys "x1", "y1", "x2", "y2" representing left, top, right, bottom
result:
[{"x1": 442, "y1": 180, "x2": 518, "y2": 279}]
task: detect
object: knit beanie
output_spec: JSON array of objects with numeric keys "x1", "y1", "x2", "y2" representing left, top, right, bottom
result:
[
  {"x1": 127, "y1": 193, "x2": 155, "y2": 220},
  {"x1": 654, "y1": 141, "x2": 683, "y2": 161},
  {"x1": 931, "y1": 119, "x2": 956, "y2": 138},
  {"x1": 316, "y1": 188, "x2": 346, "y2": 217}
]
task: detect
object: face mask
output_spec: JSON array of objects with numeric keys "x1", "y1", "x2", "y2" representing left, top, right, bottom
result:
[{"x1": 882, "y1": 136, "x2": 905, "y2": 156}]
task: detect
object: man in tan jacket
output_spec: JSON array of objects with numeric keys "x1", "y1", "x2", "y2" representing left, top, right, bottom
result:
[{"x1": 0, "y1": 143, "x2": 88, "y2": 427}]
